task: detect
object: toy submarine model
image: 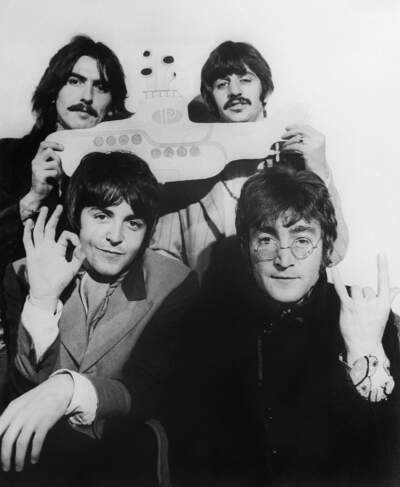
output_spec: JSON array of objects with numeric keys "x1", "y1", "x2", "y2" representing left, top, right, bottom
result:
[{"x1": 47, "y1": 51, "x2": 307, "y2": 183}]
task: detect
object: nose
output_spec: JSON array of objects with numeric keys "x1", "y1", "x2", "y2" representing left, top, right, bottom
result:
[
  {"x1": 273, "y1": 246, "x2": 295, "y2": 270},
  {"x1": 81, "y1": 82, "x2": 93, "y2": 104},
  {"x1": 228, "y1": 78, "x2": 242, "y2": 96},
  {"x1": 106, "y1": 221, "x2": 123, "y2": 245}
]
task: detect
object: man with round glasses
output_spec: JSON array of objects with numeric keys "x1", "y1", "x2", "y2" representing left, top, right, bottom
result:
[{"x1": 186, "y1": 166, "x2": 400, "y2": 486}]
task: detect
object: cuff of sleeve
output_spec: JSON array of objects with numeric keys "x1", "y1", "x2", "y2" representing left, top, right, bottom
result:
[
  {"x1": 51, "y1": 369, "x2": 98, "y2": 426},
  {"x1": 339, "y1": 351, "x2": 394, "y2": 402},
  {"x1": 21, "y1": 296, "x2": 63, "y2": 362}
]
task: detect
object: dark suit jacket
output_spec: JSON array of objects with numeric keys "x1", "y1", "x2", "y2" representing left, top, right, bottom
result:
[
  {"x1": 178, "y1": 239, "x2": 400, "y2": 486},
  {"x1": 4, "y1": 249, "x2": 198, "y2": 439}
]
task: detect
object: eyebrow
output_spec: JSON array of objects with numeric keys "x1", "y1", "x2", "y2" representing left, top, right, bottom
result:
[
  {"x1": 89, "y1": 206, "x2": 138, "y2": 220},
  {"x1": 257, "y1": 225, "x2": 278, "y2": 236},
  {"x1": 69, "y1": 72, "x2": 87, "y2": 82},
  {"x1": 288, "y1": 225, "x2": 318, "y2": 235},
  {"x1": 69, "y1": 71, "x2": 106, "y2": 85}
]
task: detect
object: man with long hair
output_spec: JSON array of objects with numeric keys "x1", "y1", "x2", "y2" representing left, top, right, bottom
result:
[
  {"x1": 0, "y1": 35, "x2": 131, "y2": 399},
  {"x1": 0, "y1": 35, "x2": 131, "y2": 267}
]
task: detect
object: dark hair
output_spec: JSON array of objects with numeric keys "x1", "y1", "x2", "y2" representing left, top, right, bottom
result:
[
  {"x1": 200, "y1": 41, "x2": 274, "y2": 118},
  {"x1": 236, "y1": 167, "x2": 337, "y2": 268},
  {"x1": 67, "y1": 151, "x2": 160, "y2": 251},
  {"x1": 31, "y1": 35, "x2": 131, "y2": 135}
]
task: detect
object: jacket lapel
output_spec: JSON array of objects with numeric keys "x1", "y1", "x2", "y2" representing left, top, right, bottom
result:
[
  {"x1": 80, "y1": 290, "x2": 152, "y2": 372},
  {"x1": 79, "y1": 258, "x2": 152, "y2": 372},
  {"x1": 59, "y1": 281, "x2": 88, "y2": 367}
]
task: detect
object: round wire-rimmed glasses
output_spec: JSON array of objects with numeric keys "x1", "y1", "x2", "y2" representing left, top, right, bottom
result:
[{"x1": 253, "y1": 236, "x2": 322, "y2": 261}]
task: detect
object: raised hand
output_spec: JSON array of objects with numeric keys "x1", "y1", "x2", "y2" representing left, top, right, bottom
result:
[
  {"x1": 0, "y1": 375, "x2": 73, "y2": 472},
  {"x1": 23, "y1": 205, "x2": 85, "y2": 312},
  {"x1": 331, "y1": 254, "x2": 400, "y2": 363},
  {"x1": 331, "y1": 255, "x2": 400, "y2": 401},
  {"x1": 19, "y1": 141, "x2": 64, "y2": 220},
  {"x1": 280, "y1": 124, "x2": 329, "y2": 180}
]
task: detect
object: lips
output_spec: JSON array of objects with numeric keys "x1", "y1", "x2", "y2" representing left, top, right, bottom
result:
[
  {"x1": 97, "y1": 247, "x2": 124, "y2": 256},
  {"x1": 271, "y1": 276, "x2": 299, "y2": 280}
]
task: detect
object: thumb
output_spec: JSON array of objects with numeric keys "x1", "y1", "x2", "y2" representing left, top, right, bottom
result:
[
  {"x1": 71, "y1": 245, "x2": 85, "y2": 272},
  {"x1": 389, "y1": 287, "x2": 400, "y2": 305}
]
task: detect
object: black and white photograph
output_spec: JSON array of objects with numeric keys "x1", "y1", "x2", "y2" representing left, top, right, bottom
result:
[{"x1": 0, "y1": 0, "x2": 399, "y2": 486}]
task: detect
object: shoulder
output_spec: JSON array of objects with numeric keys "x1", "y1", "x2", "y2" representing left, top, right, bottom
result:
[
  {"x1": 0, "y1": 133, "x2": 39, "y2": 171},
  {"x1": 143, "y1": 249, "x2": 198, "y2": 296}
]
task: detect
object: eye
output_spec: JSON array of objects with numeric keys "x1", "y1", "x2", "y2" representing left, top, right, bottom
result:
[
  {"x1": 294, "y1": 237, "x2": 312, "y2": 247},
  {"x1": 94, "y1": 82, "x2": 109, "y2": 93},
  {"x1": 67, "y1": 76, "x2": 81, "y2": 86},
  {"x1": 214, "y1": 80, "x2": 228, "y2": 90},
  {"x1": 258, "y1": 235, "x2": 275, "y2": 246},
  {"x1": 127, "y1": 219, "x2": 145, "y2": 231},
  {"x1": 240, "y1": 76, "x2": 253, "y2": 84},
  {"x1": 93, "y1": 212, "x2": 109, "y2": 221}
]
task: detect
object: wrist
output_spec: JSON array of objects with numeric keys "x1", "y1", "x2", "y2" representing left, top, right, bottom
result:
[
  {"x1": 346, "y1": 343, "x2": 385, "y2": 366},
  {"x1": 49, "y1": 374, "x2": 74, "y2": 410},
  {"x1": 20, "y1": 191, "x2": 43, "y2": 220},
  {"x1": 29, "y1": 294, "x2": 59, "y2": 314}
]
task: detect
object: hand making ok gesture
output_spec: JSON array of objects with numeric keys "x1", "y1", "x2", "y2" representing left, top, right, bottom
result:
[{"x1": 23, "y1": 205, "x2": 85, "y2": 313}]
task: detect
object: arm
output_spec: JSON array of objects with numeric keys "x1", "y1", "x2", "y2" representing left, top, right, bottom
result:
[
  {"x1": 6, "y1": 206, "x2": 84, "y2": 390},
  {"x1": 0, "y1": 138, "x2": 65, "y2": 264},
  {"x1": 0, "y1": 270, "x2": 198, "y2": 471},
  {"x1": 331, "y1": 255, "x2": 400, "y2": 401},
  {"x1": 281, "y1": 125, "x2": 349, "y2": 264}
]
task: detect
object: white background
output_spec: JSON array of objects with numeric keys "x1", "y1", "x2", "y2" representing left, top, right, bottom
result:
[{"x1": 0, "y1": 0, "x2": 399, "y2": 308}]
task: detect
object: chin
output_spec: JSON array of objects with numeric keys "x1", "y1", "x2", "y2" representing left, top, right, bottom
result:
[
  {"x1": 88, "y1": 258, "x2": 128, "y2": 280},
  {"x1": 266, "y1": 283, "x2": 307, "y2": 304}
]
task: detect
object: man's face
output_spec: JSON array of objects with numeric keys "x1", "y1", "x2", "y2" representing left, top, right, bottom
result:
[
  {"x1": 212, "y1": 66, "x2": 264, "y2": 123},
  {"x1": 79, "y1": 200, "x2": 147, "y2": 279},
  {"x1": 56, "y1": 55, "x2": 112, "y2": 130},
  {"x1": 249, "y1": 215, "x2": 323, "y2": 303}
]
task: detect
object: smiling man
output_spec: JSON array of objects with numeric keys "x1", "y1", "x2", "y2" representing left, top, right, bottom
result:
[
  {"x1": 186, "y1": 167, "x2": 400, "y2": 486},
  {"x1": 0, "y1": 151, "x2": 197, "y2": 484}
]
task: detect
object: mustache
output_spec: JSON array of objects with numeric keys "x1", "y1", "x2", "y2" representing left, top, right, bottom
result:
[
  {"x1": 224, "y1": 95, "x2": 251, "y2": 110},
  {"x1": 67, "y1": 102, "x2": 98, "y2": 117}
]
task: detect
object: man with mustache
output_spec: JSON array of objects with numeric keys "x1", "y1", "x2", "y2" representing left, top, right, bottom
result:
[
  {"x1": 153, "y1": 41, "x2": 348, "y2": 280},
  {"x1": 0, "y1": 35, "x2": 131, "y2": 407}
]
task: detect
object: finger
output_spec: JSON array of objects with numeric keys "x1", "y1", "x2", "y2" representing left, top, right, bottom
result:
[
  {"x1": 39, "y1": 141, "x2": 64, "y2": 152},
  {"x1": 57, "y1": 231, "x2": 81, "y2": 251},
  {"x1": 281, "y1": 142, "x2": 305, "y2": 153},
  {"x1": 14, "y1": 425, "x2": 34, "y2": 472},
  {"x1": 389, "y1": 287, "x2": 400, "y2": 304},
  {"x1": 1, "y1": 422, "x2": 22, "y2": 471},
  {"x1": 44, "y1": 205, "x2": 63, "y2": 241},
  {"x1": 331, "y1": 267, "x2": 352, "y2": 307},
  {"x1": 71, "y1": 245, "x2": 86, "y2": 273},
  {"x1": 30, "y1": 428, "x2": 47, "y2": 465},
  {"x1": 350, "y1": 286, "x2": 363, "y2": 301},
  {"x1": 22, "y1": 219, "x2": 34, "y2": 253},
  {"x1": 377, "y1": 253, "x2": 389, "y2": 300},
  {"x1": 32, "y1": 206, "x2": 49, "y2": 244},
  {"x1": 362, "y1": 287, "x2": 376, "y2": 300}
]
